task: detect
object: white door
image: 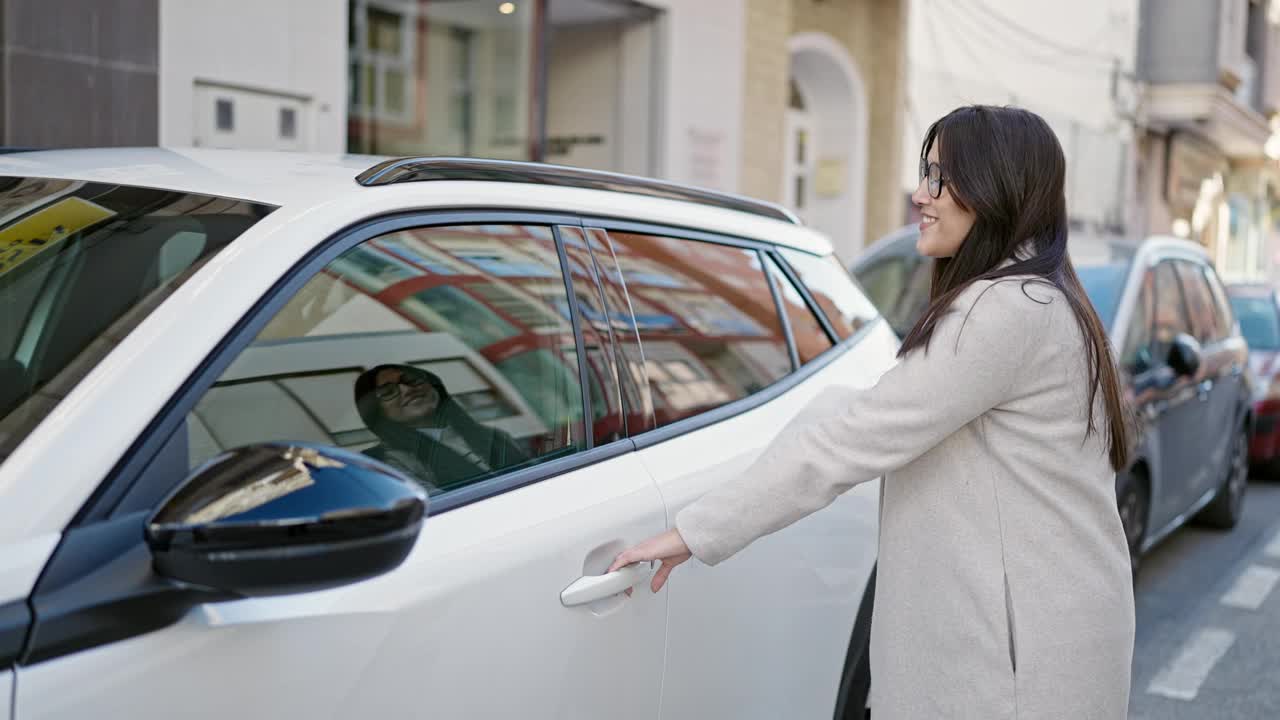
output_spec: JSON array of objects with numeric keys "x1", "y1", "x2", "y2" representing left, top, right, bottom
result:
[
  {"x1": 1, "y1": 670, "x2": 11, "y2": 720},
  {"x1": 15, "y1": 221, "x2": 668, "y2": 719},
  {"x1": 592, "y1": 228, "x2": 889, "y2": 718}
]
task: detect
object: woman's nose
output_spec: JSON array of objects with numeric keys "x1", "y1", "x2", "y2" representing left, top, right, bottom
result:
[{"x1": 910, "y1": 177, "x2": 930, "y2": 208}]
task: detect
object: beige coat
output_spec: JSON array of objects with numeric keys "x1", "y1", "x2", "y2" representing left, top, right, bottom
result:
[{"x1": 676, "y1": 275, "x2": 1135, "y2": 719}]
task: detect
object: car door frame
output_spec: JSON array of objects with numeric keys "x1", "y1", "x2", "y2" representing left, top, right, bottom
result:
[{"x1": 14, "y1": 209, "x2": 668, "y2": 666}]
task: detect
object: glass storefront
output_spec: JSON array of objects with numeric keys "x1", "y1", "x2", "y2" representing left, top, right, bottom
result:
[{"x1": 348, "y1": 0, "x2": 661, "y2": 175}]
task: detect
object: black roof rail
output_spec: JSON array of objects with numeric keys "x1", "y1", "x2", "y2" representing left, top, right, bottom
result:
[{"x1": 355, "y1": 157, "x2": 802, "y2": 225}]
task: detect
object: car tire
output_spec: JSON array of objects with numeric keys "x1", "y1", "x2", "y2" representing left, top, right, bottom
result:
[
  {"x1": 1116, "y1": 468, "x2": 1149, "y2": 584},
  {"x1": 1198, "y1": 428, "x2": 1249, "y2": 530}
]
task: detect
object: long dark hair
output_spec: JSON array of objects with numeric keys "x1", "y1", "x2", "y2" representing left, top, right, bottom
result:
[{"x1": 899, "y1": 105, "x2": 1131, "y2": 471}]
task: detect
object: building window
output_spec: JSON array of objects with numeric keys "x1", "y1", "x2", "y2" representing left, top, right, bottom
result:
[
  {"x1": 215, "y1": 99, "x2": 234, "y2": 132},
  {"x1": 279, "y1": 108, "x2": 297, "y2": 139}
]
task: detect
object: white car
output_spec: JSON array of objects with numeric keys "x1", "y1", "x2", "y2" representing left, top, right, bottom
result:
[{"x1": 0, "y1": 150, "x2": 896, "y2": 719}]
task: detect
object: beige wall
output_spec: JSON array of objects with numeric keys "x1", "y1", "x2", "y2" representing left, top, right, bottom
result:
[{"x1": 739, "y1": 0, "x2": 907, "y2": 251}]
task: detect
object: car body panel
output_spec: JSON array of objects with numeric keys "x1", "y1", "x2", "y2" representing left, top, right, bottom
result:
[
  {"x1": 641, "y1": 324, "x2": 896, "y2": 719},
  {"x1": 15, "y1": 453, "x2": 669, "y2": 719}
]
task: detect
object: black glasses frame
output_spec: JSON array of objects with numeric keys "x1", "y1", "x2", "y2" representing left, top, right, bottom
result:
[{"x1": 919, "y1": 159, "x2": 946, "y2": 199}]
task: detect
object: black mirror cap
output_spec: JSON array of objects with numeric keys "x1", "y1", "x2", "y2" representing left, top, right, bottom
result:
[
  {"x1": 1168, "y1": 333, "x2": 1203, "y2": 378},
  {"x1": 146, "y1": 443, "x2": 427, "y2": 596}
]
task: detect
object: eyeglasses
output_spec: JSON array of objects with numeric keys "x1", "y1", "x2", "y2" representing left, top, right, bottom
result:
[
  {"x1": 375, "y1": 372, "x2": 429, "y2": 402},
  {"x1": 919, "y1": 159, "x2": 946, "y2": 199}
]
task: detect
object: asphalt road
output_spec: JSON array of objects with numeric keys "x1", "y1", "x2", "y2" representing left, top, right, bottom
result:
[{"x1": 1129, "y1": 478, "x2": 1280, "y2": 719}]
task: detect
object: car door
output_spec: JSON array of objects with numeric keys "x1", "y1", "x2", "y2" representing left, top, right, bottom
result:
[
  {"x1": 15, "y1": 220, "x2": 668, "y2": 719},
  {"x1": 590, "y1": 226, "x2": 889, "y2": 719},
  {"x1": 1173, "y1": 260, "x2": 1240, "y2": 501}
]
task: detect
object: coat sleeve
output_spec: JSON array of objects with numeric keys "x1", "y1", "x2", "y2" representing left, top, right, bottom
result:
[{"x1": 674, "y1": 280, "x2": 1050, "y2": 566}]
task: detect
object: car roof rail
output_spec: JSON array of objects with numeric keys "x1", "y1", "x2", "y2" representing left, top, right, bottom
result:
[{"x1": 355, "y1": 156, "x2": 802, "y2": 225}]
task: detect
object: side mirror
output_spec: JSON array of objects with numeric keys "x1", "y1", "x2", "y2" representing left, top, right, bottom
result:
[
  {"x1": 1167, "y1": 333, "x2": 1202, "y2": 378},
  {"x1": 146, "y1": 443, "x2": 426, "y2": 597}
]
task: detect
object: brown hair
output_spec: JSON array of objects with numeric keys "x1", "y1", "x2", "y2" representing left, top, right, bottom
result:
[{"x1": 899, "y1": 105, "x2": 1131, "y2": 471}]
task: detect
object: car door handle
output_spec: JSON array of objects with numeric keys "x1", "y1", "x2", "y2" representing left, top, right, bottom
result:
[
  {"x1": 1198, "y1": 379, "x2": 1213, "y2": 401},
  {"x1": 561, "y1": 562, "x2": 653, "y2": 607}
]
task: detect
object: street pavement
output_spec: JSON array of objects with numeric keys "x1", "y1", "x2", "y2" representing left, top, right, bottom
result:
[{"x1": 1129, "y1": 478, "x2": 1280, "y2": 719}]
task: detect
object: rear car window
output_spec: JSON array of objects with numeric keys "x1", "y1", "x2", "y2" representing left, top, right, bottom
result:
[
  {"x1": 604, "y1": 231, "x2": 792, "y2": 428},
  {"x1": 0, "y1": 176, "x2": 274, "y2": 466},
  {"x1": 778, "y1": 248, "x2": 878, "y2": 340}
]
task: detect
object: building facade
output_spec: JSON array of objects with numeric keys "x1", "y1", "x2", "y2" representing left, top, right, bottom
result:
[
  {"x1": 1137, "y1": 0, "x2": 1280, "y2": 282},
  {"x1": 0, "y1": 0, "x2": 906, "y2": 264}
]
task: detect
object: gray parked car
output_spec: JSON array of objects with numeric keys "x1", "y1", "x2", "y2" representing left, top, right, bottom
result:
[{"x1": 852, "y1": 228, "x2": 1253, "y2": 576}]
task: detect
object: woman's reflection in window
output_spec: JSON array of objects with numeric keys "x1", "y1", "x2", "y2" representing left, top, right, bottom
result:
[{"x1": 354, "y1": 364, "x2": 526, "y2": 494}]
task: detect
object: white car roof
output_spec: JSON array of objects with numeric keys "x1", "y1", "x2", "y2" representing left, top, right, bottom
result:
[{"x1": 0, "y1": 148, "x2": 832, "y2": 255}]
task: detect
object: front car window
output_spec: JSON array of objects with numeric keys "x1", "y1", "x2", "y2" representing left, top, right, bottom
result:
[
  {"x1": 0, "y1": 176, "x2": 274, "y2": 466},
  {"x1": 183, "y1": 224, "x2": 588, "y2": 497}
]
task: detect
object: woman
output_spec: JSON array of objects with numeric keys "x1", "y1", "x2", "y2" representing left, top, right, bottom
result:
[
  {"x1": 354, "y1": 363, "x2": 526, "y2": 494},
  {"x1": 609, "y1": 106, "x2": 1136, "y2": 719}
]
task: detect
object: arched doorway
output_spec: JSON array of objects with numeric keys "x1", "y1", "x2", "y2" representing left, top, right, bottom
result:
[{"x1": 785, "y1": 33, "x2": 869, "y2": 262}]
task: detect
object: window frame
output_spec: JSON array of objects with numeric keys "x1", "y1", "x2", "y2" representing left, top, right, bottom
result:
[
  {"x1": 578, "y1": 216, "x2": 875, "y2": 452},
  {"x1": 74, "y1": 211, "x2": 885, "y2": 527}
]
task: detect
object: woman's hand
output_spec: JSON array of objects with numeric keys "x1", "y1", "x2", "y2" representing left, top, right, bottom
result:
[{"x1": 609, "y1": 528, "x2": 693, "y2": 594}]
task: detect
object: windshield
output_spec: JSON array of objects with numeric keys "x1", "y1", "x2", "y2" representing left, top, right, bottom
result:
[
  {"x1": 0, "y1": 176, "x2": 274, "y2": 465},
  {"x1": 1076, "y1": 262, "x2": 1129, "y2": 330},
  {"x1": 1229, "y1": 293, "x2": 1280, "y2": 350}
]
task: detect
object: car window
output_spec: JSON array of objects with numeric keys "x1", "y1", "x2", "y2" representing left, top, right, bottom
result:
[
  {"x1": 1174, "y1": 260, "x2": 1220, "y2": 344},
  {"x1": 1202, "y1": 266, "x2": 1236, "y2": 340},
  {"x1": 0, "y1": 176, "x2": 273, "y2": 468},
  {"x1": 854, "y1": 257, "x2": 908, "y2": 319},
  {"x1": 1152, "y1": 261, "x2": 1192, "y2": 364},
  {"x1": 764, "y1": 253, "x2": 835, "y2": 363},
  {"x1": 603, "y1": 231, "x2": 792, "y2": 429},
  {"x1": 182, "y1": 224, "x2": 589, "y2": 497},
  {"x1": 1229, "y1": 293, "x2": 1280, "y2": 350},
  {"x1": 779, "y1": 248, "x2": 878, "y2": 340},
  {"x1": 1076, "y1": 263, "x2": 1129, "y2": 329},
  {"x1": 1120, "y1": 268, "x2": 1154, "y2": 372}
]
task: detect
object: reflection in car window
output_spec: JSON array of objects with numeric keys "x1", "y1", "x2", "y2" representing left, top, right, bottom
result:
[
  {"x1": 855, "y1": 257, "x2": 908, "y2": 319},
  {"x1": 779, "y1": 248, "x2": 878, "y2": 340},
  {"x1": 1152, "y1": 261, "x2": 1191, "y2": 364},
  {"x1": 0, "y1": 176, "x2": 274, "y2": 468},
  {"x1": 764, "y1": 254, "x2": 834, "y2": 363},
  {"x1": 1174, "y1": 261, "x2": 1219, "y2": 344},
  {"x1": 1120, "y1": 269, "x2": 1154, "y2": 372},
  {"x1": 604, "y1": 231, "x2": 792, "y2": 428},
  {"x1": 185, "y1": 225, "x2": 588, "y2": 496}
]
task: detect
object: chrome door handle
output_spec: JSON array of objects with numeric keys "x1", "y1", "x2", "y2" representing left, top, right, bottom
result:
[
  {"x1": 1198, "y1": 379, "x2": 1213, "y2": 401},
  {"x1": 561, "y1": 562, "x2": 652, "y2": 607}
]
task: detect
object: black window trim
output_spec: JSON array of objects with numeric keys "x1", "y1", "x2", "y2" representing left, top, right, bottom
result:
[
  {"x1": 73, "y1": 209, "x2": 614, "y2": 527},
  {"x1": 761, "y1": 249, "x2": 801, "y2": 372}
]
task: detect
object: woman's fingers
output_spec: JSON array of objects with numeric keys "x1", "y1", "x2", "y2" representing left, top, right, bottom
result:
[
  {"x1": 608, "y1": 529, "x2": 693, "y2": 594},
  {"x1": 651, "y1": 558, "x2": 681, "y2": 593}
]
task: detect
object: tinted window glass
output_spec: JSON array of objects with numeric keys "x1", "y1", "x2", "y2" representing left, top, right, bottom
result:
[
  {"x1": 1203, "y1": 267, "x2": 1235, "y2": 339},
  {"x1": 605, "y1": 231, "x2": 791, "y2": 428},
  {"x1": 185, "y1": 224, "x2": 586, "y2": 497},
  {"x1": 584, "y1": 227, "x2": 654, "y2": 435},
  {"x1": 1174, "y1": 260, "x2": 1220, "y2": 343},
  {"x1": 1076, "y1": 263, "x2": 1128, "y2": 329},
  {"x1": 1152, "y1": 261, "x2": 1191, "y2": 363},
  {"x1": 1120, "y1": 269, "x2": 1154, "y2": 372},
  {"x1": 1229, "y1": 294, "x2": 1280, "y2": 350},
  {"x1": 0, "y1": 176, "x2": 273, "y2": 467},
  {"x1": 855, "y1": 257, "x2": 908, "y2": 318},
  {"x1": 779, "y1": 248, "x2": 878, "y2": 339},
  {"x1": 765, "y1": 254, "x2": 834, "y2": 363}
]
